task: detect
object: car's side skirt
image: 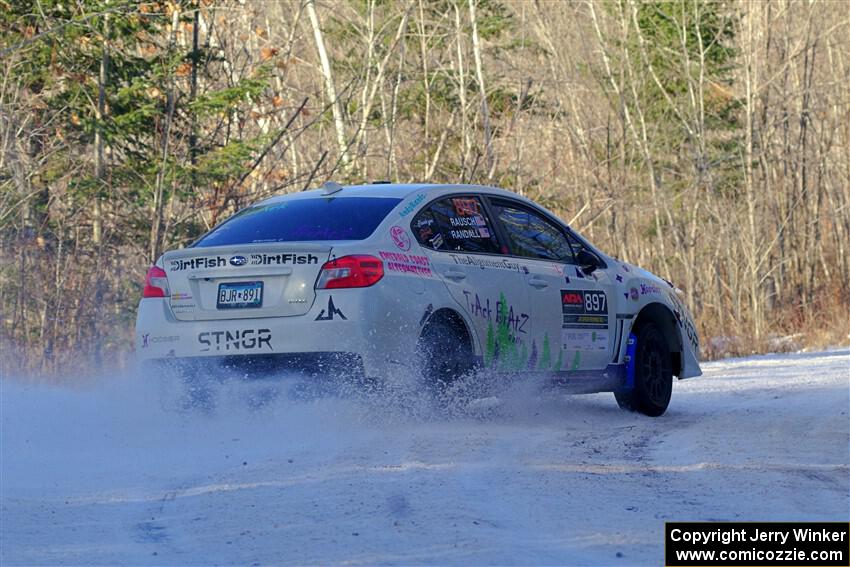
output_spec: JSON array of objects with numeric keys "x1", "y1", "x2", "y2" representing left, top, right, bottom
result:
[{"x1": 549, "y1": 364, "x2": 627, "y2": 394}]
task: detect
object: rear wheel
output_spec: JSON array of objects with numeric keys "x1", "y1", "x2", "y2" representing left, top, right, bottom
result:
[
  {"x1": 614, "y1": 323, "x2": 673, "y2": 417},
  {"x1": 417, "y1": 317, "x2": 475, "y2": 391}
]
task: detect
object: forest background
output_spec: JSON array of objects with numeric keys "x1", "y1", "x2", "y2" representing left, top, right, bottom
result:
[{"x1": 1, "y1": 0, "x2": 848, "y2": 377}]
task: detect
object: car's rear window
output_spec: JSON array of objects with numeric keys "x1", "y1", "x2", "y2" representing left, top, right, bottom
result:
[{"x1": 193, "y1": 197, "x2": 402, "y2": 247}]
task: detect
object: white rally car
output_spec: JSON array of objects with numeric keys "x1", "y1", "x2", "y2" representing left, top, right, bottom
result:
[{"x1": 137, "y1": 182, "x2": 701, "y2": 416}]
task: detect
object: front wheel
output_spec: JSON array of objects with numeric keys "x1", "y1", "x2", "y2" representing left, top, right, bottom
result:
[{"x1": 614, "y1": 323, "x2": 673, "y2": 417}]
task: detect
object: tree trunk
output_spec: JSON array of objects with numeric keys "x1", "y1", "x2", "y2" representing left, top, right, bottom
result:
[
  {"x1": 468, "y1": 0, "x2": 494, "y2": 179},
  {"x1": 306, "y1": 0, "x2": 350, "y2": 169},
  {"x1": 93, "y1": 13, "x2": 109, "y2": 246}
]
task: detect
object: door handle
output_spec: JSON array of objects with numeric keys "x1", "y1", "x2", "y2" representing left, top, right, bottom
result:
[
  {"x1": 443, "y1": 269, "x2": 467, "y2": 281},
  {"x1": 528, "y1": 277, "x2": 548, "y2": 289}
]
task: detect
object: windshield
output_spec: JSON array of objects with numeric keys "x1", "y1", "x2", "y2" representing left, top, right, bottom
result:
[{"x1": 193, "y1": 197, "x2": 402, "y2": 247}]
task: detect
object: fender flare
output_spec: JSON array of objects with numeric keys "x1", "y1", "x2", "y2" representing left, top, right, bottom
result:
[
  {"x1": 419, "y1": 305, "x2": 479, "y2": 357},
  {"x1": 628, "y1": 302, "x2": 684, "y2": 376}
]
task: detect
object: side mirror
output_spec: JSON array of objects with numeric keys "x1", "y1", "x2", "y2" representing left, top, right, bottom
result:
[{"x1": 576, "y1": 249, "x2": 599, "y2": 275}]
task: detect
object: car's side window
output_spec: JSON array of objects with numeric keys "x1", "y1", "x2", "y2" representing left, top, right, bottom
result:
[
  {"x1": 490, "y1": 200, "x2": 575, "y2": 263},
  {"x1": 411, "y1": 196, "x2": 501, "y2": 254}
]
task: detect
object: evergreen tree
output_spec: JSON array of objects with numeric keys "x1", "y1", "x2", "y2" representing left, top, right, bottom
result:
[
  {"x1": 538, "y1": 333, "x2": 551, "y2": 370},
  {"x1": 570, "y1": 350, "x2": 581, "y2": 371},
  {"x1": 554, "y1": 349, "x2": 563, "y2": 373},
  {"x1": 485, "y1": 321, "x2": 495, "y2": 367},
  {"x1": 527, "y1": 339, "x2": 538, "y2": 370}
]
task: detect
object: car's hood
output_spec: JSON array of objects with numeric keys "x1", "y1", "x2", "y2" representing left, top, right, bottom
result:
[{"x1": 615, "y1": 258, "x2": 675, "y2": 290}]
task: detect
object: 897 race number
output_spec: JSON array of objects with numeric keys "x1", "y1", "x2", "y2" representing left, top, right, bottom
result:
[
  {"x1": 561, "y1": 289, "x2": 608, "y2": 314},
  {"x1": 561, "y1": 289, "x2": 610, "y2": 330},
  {"x1": 583, "y1": 291, "x2": 606, "y2": 314}
]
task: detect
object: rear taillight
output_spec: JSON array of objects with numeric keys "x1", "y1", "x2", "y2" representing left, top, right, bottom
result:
[
  {"x1": 316, "y1": 255, "x2": 384, "y2": 289},
  {"x1": 143, "y1": 265, "x2": 170, "y2": 298}
]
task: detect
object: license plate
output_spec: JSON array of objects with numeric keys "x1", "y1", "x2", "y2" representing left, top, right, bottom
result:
[{"x1": 217, "y1": 281, "x2": 263, "y2": 309}]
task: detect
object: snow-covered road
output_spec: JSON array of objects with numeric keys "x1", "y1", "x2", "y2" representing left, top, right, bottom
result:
[{"x1": 2, "y1": 349, "x2": 848, "y2": 565}]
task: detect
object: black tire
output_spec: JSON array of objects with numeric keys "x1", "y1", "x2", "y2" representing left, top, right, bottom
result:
[
  {"x1": 614, "y1": 322, "x2": 673, "y2": 417},
  {"x1": 417, "y1": 318, "x2": 475, "y2": 390}
]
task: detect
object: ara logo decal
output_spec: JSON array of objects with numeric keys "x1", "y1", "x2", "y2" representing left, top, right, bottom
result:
[
  {"x1": 315, "y1": 296, "x2": 347, "y2": 321},
  {"x1": 561, "y1": 291, "x2": 584, "y2": 306},
  {"x1": 229, "y1": 255, "x2": 248, "y2": 266},
  {"x1": 141, "y1": 333, "x2": 150, "y2": 348}
]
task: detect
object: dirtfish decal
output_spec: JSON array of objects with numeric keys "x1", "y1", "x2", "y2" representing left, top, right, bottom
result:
[
  {"x1": 170, "y1": 256, "x2": 226, "y2": 271},
  {"x1": 170, "y1": 254, "x2": 318, "y2": 270},
  {"x1": 250, "y1": 253, "x2": 318, "y2": 266}
]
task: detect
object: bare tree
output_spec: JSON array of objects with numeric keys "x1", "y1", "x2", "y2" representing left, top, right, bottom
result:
[{"x1": 306, "y1": 0, "x2": 350, "y2": 169}]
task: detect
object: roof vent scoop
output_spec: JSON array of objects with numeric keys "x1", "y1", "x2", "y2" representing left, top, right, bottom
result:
[{"x1": 321, "y1": 181, "x2": 344, "y2": 195}]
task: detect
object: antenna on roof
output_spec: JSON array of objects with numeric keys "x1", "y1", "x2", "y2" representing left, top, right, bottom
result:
[{"x1": 320, "y1": 181, "x2": 343, "y2": 195}]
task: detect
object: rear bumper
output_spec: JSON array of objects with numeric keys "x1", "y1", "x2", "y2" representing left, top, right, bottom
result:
[
  {"x1": 141, "y1": 352, "x2": 366, "y2": 379},
  {"x1": 135, "y1": 287, "x2": 418, "y2": 377}
]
